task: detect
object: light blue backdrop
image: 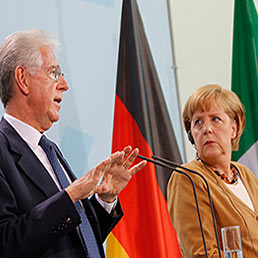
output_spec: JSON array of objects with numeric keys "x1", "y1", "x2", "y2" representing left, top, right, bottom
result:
[{"x1": 0, "y1": 0, "x2": 184, "y2": 177}]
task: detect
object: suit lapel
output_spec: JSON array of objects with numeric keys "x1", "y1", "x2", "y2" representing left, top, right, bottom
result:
[{"x1": 0, "y1": 118, "x2": 59, "y2": 198}]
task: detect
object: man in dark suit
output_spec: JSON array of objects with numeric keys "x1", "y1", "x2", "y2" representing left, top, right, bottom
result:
[{"x1": 0, "y1": 29, "x2": 146, "y2": 258}]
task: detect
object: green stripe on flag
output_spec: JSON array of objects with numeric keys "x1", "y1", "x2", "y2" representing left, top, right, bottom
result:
[{"x1": 231, "y1": 0, "x2": 258, "y2": 163}]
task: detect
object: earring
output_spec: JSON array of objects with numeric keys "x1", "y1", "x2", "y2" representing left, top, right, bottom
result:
[{"x1": 196, "y1": 152, "x2": 201, "y2": 161}]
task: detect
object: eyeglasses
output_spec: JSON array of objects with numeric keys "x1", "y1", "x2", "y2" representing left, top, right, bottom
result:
[
  {"x1": 46, "y1": 65, "x2": 64, "y2": 82},
  {"x1": 23, "y1": 64, "x2": 64, "y2": 82}
]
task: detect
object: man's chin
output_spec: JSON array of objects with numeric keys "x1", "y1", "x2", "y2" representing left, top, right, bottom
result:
[
  {"x1": 50, "y1": 113, "x2": 60, "y2": 123},
  {"x1": 53, "y1": 116, "x2": 59, "y2": 123},
  {"x1": 42, "y1": 115, "x2": 59, "y2": 132}
]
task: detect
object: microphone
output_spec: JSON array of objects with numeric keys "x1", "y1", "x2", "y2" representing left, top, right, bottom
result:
[{"x1": 137, "y1": 154, "x2": 222, "y2": 258}]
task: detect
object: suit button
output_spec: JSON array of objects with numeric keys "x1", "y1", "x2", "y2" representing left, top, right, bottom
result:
[{"x1": 66, "y1": 217, "x2": 72, "y2": 224}]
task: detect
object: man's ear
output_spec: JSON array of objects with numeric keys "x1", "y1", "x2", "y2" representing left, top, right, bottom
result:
[{"x1": 14, "y1": 66, "x2": 30, "y2": 95}]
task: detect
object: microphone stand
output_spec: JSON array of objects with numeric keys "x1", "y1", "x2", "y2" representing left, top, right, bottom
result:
[
  {"x1": 137, "y1": 155, "x2": 208, "y2": 258},
  {"x1": 152, "y1": 155, "x2": 222, "y2": 257},
  {"x1": 137, "y1": 154, "x2": 222, "y2": 258}
]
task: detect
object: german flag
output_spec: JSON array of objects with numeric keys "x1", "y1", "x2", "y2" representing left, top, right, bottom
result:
[{"x1": 106, "y1": 0, "x2": 182, "y2": 257}]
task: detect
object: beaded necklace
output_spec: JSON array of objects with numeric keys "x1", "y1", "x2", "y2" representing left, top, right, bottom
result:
[
  {"x1": 212, "y1": 164, "x2": 238, "y2": 184},
  {"x1": 197, "y1": 156, "x2": 238, "y2": 184}
]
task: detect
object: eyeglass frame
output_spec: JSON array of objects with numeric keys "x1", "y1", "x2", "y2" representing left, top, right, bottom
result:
[
  {"x1": 21, "y1": 64, "x2": 64, "y2": 82},
  {"x1": 45, "y1": 65, "x2": 64, "y2": 82}
]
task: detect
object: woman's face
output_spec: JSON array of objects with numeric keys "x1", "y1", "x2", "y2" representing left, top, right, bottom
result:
[{"x1": 190, "y1": 102, "x2": 237, "y2": 164}]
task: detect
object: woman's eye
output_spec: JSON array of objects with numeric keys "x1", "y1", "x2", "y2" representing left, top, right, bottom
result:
[
  {"x1": 213, "y1": 117, "x2": 220, "y2": 122},
  {"x1": 194, "y1": 120, "x2": 201, "y2": 126}
]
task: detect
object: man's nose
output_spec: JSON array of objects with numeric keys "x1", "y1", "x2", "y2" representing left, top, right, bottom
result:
[{"x1": 57, "y1": 74, "x2": 69, "y2": 91}]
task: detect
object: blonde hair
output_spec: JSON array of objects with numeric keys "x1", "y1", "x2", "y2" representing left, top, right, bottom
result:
[{"x1": 183, "y1": 84, "x2": 245, "y2": 150}]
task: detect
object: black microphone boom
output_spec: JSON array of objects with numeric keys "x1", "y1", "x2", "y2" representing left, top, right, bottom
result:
[{"x1": 137, "y1": 154, "x2": 222, "y2": 258}]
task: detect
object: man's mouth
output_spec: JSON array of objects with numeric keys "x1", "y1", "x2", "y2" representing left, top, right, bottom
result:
[{"x1": 54, "y1": 97, "x2": 62, "y2": 104}]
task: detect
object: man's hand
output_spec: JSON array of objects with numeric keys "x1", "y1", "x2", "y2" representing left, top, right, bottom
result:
[
  {"x1": 65, "y1": 152, "x2": 121, "y2": 203},
  {"x1": 95, "y1": 146, "x2": 147, "y2": 203}
]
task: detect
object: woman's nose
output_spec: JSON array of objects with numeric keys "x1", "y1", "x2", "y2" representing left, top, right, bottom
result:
[{"x1": 203, "y1": 120, "x2": 212, "y2": 134}]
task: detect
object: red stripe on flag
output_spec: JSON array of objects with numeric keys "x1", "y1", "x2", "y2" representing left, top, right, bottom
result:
[{"x1": 112, "y1": 95, "x2": 181, "y2": 258}]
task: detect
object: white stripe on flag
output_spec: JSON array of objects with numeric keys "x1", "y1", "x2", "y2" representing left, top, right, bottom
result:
[{"x1": 238, "y1": 140, "x2": 258, "y2": 178}]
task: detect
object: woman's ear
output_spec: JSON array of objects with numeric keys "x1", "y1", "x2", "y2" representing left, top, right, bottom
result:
[
  {"x1": 14, "y1": 66, "x2": 30, "y2": 95},
  {"x1": 232, "y1": 120, "x2": 237, "y2": 139}
]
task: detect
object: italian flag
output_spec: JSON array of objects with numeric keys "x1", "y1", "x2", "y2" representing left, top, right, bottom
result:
[{"x1": 231, "y1": 0, "x2": 258, "y2": 176}]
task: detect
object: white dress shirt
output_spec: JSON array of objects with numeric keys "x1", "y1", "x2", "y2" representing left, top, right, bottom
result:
[{"x1": 4, "y1": 113, "x2": 116, "y2": 214}]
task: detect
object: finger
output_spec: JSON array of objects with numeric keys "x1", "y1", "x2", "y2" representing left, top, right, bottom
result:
[
  {"x1": 109, "y1": 151, "x2": 124, "y2": 166},
  {"x1": 110, "y1": 151, "x2": 121, "y2": 160},
  {"x1": 101, "y1": 160, "x2": 113, "y2": 175},
  {"x1": 123, "y1": 148, "x2": 139, "y2": 169},
  {"x1": 110, "y1": 151, "x2": 124, "y2": 163},
  {"x1": 93, "y1": 156, "x2": 112, "y2": 179},
  {"x1": 112, "y1": 146, "x2": 132, "y2": 166},
  {"x1": 129, "y1": 160, "x2": 147, "y2": 176},
  {"x1": 123, "y1": 145, "x2": 132, "y2": 159}
]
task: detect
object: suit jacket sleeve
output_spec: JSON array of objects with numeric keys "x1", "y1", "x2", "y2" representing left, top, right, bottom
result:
[
  {"x1": 0, "y1": 166, "x2": 81, "y2": 258},
  {"x1": 54, "y1": 142, "x2": 124, "y2": 245},
  {"x1": 0, "y1": 121, "x2": 123, "y2": 258}
]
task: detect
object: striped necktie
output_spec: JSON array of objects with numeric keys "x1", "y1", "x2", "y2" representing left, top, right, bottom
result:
[{"x1": 39, "y1": 135, "x2": 101, "y2": 258}]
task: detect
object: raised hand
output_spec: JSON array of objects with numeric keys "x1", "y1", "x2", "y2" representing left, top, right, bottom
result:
[
  {"x1": 96, "y1": 146, "x2": 147, "y2": 203},
  {"x1": 65, "y1": 152, "x2": 121, "y2": 203}
]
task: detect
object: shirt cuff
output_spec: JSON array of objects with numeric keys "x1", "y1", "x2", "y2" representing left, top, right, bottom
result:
[{"x1": 95, "y1": 194, "x2": 118, "y2": 214}]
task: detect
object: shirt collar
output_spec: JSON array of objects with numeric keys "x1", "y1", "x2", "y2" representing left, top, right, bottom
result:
[{"x1": 4, "y1": 113, "x2": 43, "y2": 150}]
